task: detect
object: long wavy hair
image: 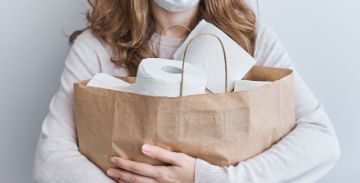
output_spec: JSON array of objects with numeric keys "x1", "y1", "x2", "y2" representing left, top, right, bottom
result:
[{"x1": 70, "y1": 0, "x2": 257, "y2": 76}]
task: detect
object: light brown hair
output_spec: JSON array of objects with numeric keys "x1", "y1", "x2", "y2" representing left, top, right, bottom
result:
[{"x1": 70, "y1": 0, "x2": 257, "y2": 76}]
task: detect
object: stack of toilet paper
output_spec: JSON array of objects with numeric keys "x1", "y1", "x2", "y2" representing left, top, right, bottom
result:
[
  {"x1": 87, "y1": 21, "x2": 270, "y2": 96},
  {"x1": 87, "y1": 58, "x2": 207, "y2": 97},
  {"x1": 173, "y1": 19, "x2": 256, "y2": 93}
]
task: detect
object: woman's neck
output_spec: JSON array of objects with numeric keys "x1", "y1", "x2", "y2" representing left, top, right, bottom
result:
[{"x1": 151, "y1": 2, "x2": 200, "y2": 38}]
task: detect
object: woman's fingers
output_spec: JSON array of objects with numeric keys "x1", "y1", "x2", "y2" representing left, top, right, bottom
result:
[
  {"x1": 117, "y1": 179, "x2": 129, "y2": 183},
  {"x1": 142, "y1": 144, "x2": 182, "y2": 166},
  {"x1": 110, "y1": 157, "x2": 159, "y2": 178},
  {"x1": 107, "y1": 168, "x2": 157, "y2": 183}
]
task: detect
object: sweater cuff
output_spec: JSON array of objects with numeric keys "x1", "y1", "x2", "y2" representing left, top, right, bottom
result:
[{"x1": 194, "y1": 158, "x2": 230, "y2": 183}]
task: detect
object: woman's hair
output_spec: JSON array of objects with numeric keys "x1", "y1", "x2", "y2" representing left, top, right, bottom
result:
[{"x1": 70, "y1": 0, "x2": 257, "y2": 76}]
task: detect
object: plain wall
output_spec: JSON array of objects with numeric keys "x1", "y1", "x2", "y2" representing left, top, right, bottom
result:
[
  {"x1": 0, "y1": 0, "x2": 88, "y2": 182},
  {"x1": 257, "y1": 1, "x2": 360, "y2": 182},
  {"x1": 0, "y1": 0, "x2": 359, "y2": 182}
]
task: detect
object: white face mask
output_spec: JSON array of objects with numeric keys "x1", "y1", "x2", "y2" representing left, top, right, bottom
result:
[{"x1": 153, "y1": 0, "x2": 200, "y2": 12}]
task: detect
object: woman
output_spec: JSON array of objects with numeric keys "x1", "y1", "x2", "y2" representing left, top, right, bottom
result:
[{"x1": 33, "y1": 0, "x2": 341, "y2": 182}]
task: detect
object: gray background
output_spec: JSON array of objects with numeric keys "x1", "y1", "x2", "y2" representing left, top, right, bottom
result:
[{"x1": 0, "y1": 0, "x2": 359, "y2": 182}]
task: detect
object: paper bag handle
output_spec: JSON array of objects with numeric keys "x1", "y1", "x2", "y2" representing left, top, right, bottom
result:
[{"x1": 180, "y1": 33, "x2": 228, "y2": 96}]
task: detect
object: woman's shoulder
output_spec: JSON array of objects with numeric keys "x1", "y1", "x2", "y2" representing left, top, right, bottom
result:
[
  {"x1": 73, "y1": 29, "x2": 108, "y2": 51},
  {"x1": 73, "y1": 29, "x2": 114, "y2": 60},
  {"x1": 69, "y1": 29, "x2": 117, "y2": 73},
  {"x1": 254, "y1": 22, "x2": 294, "y2": 68},
  {"x1": 255, "y1": 22, "x2": 279, "y2": 47}
]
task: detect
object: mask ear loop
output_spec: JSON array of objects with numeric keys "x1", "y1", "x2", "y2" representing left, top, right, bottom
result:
[{"x1": 156, "y1": 24, "x2": 191, "y2": 58}]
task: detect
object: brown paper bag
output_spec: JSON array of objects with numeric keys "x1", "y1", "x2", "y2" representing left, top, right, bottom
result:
[{"x1": 74, "y1": 34, "x2": 296, "y2": 173}]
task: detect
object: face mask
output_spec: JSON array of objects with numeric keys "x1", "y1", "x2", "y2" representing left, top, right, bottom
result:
[{"x1": 153, "y1": 0, "x2": 200, "y2": 12}]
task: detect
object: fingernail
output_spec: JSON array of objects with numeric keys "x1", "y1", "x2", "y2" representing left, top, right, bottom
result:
[
  {"x1": 107, "y1": 169, "x2": 115, "y2": 176},
  {"x1": 142, "y1": 144, "x2": 152, "y2": 153},
  {"x1": 111, "y1": 157, "x2": 117, "y2": 164}
]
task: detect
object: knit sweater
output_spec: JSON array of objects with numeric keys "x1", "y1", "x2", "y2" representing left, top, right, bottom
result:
[{"x1": 33, "y1": 23, "x2": 341, "y2": 183}]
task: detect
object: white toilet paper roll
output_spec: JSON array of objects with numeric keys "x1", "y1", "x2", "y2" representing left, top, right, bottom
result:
[
  {"x1": 87, "y1": 58, "x2": 207, "y2": 97},
  {"x1": 234, "y1": 80, "x2": 271, "y2": 92},
  {"x1": 173, "y1": 20, "x2": 256, "y2": 93},
  {"x1": 87, "y1": 73, "x2": 131, "y2": 91},
  {"x1": 127, "y1": 58, "x2": 207, "y2": 97}
]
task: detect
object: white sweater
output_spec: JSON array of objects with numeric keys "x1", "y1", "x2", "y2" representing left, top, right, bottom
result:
[{"x1": 33, "y1": 24, "x2": 341, "y2": 183}]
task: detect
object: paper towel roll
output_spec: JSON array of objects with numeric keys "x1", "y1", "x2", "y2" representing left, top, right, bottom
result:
[
  {"x1": 234, "y1": 80, "x2": 271, "y2": 92},
  {"x1": 87, "y1": 73, "x2": 131, "y2": 91},
  {"x1": 127, "y1": 58, "x2": 207, "y2": 97},
  {"x1": 87, "y1": 58, "x2": 207, "y2": 97},
  {"x1": 173, "y1": 19, "x2": 256, "y2": 93}
]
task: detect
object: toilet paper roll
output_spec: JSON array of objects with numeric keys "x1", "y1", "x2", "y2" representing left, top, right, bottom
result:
[
  {"x1": 127, "y1": 58, "x2": 207, "y2": 97},
  {"x1": 234, "y1": 80, "x2": 271, "y2": 92},
  {"x1": 87, "y1": 73, "x2": 131, "y2": 91},
  {"x1": 173, "y1": 20, "x2": 256, "y2": 93},
  {"x1": 87, "y1": 58, "x2": 207, "y2": 97}
]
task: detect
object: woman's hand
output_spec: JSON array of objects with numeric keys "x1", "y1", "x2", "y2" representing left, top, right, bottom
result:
[{"x1": 107, "y1": 144, "x2": 196, "y2": 183}]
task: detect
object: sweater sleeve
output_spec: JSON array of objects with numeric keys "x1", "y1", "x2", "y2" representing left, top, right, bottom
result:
[
  {"x1": 33, "y1": 31, "x2": 115, "y2": 183},
  {"x1": 194, "y1": 25, "x2": 341, "y2": 183}
]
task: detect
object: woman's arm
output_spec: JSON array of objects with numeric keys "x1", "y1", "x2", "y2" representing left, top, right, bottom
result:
[
  {"x1": 33, "y1": 31, "x2": 115, "y2": 183},
  {"x1": 194, "y1": 25, "x2": 341, "y2": 183}
]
